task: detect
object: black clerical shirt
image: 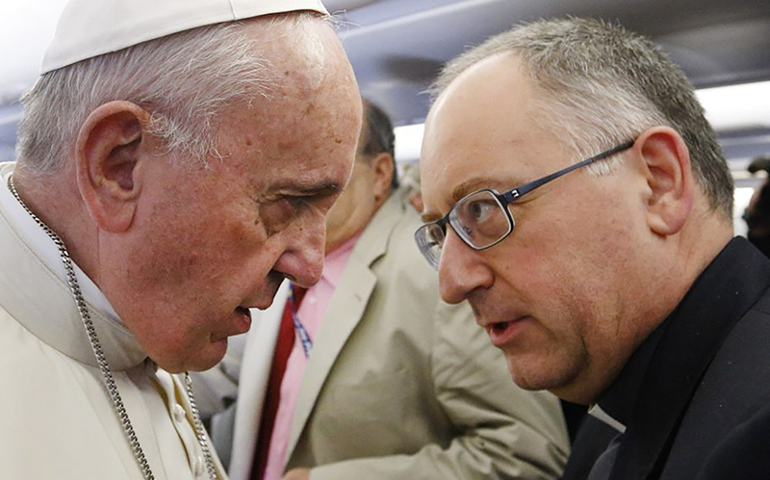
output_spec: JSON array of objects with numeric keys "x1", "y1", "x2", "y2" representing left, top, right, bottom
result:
[{"x1": 564, "y1": 237, "x2": 770, "y2": 480}]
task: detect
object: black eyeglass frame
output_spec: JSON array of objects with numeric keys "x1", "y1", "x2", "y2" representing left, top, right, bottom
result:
[{"x1": 415, "y1": 139, "x2": 636, "y2": 268}]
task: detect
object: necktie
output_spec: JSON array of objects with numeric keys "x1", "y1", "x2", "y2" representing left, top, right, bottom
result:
[{"x1": 250, "y1": 287, "x2": 306, "y2": 480}]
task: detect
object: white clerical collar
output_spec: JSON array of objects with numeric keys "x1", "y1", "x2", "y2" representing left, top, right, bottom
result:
[
  {"x1": 588, "y1": 403, "x2": 627, "y2": 434},
  {"x1": 0, "y1": 162, "x2": 122, "y2": 326}
]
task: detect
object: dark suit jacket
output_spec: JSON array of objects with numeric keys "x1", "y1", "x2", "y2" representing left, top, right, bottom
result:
[{"x1": 562, "y1": 237, "x2": 770, "y2": 480}]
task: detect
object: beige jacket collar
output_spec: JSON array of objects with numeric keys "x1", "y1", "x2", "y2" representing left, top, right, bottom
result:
[{"x1": 287, "y1": 193, "x2": 406, "y2": 457}]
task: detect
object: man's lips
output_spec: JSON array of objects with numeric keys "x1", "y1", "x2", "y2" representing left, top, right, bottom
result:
[
  {"x1": 251, "y1": 274, "x2": 286, "y2": 310},
  {"x1": 235, "y1": 307, "x2": 252, "y2": 331},
  {"x1": 210, "y1": 308, "x2": 253, "y2": 342},
  {"x1": 483, "y1": 316, "x2": 530, "y2": 347}
]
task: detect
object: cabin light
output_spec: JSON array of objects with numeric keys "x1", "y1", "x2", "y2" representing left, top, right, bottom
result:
[
  {"x1": 394, "y1": 123, "x2": 426, "y2": 163},
  {"x1": 696, "y1": 80, "x2": 770, "y2": 131}
]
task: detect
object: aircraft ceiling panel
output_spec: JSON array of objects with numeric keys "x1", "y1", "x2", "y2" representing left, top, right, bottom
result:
[
  {"x1": 2, "y1": 0, "x2": 770, "y2": 163},
  {"x1": 338, "y1": 0, "x2": 770, "y2": 129}
]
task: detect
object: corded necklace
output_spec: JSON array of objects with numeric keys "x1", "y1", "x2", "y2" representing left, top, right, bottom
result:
[{"x1": 7, "y1": 174, "x2": 218, "y2": 480}]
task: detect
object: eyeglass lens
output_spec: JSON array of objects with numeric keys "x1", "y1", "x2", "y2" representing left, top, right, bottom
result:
[
  {"x1": 451, "y1": 190, "x2": 512, "y2": 249},
  {"x1": 415, "y1": 190, "x2": 513, "y2": 269}
]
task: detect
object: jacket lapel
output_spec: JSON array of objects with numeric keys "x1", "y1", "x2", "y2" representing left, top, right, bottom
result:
[{"x1": 285, "y1": 196, "x2": 405, "y2": 460}]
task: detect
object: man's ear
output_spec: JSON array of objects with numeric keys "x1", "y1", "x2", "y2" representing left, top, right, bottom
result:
[
  {"x1": 371, "y1": 152, "x2": 395, "y2": 203},
  {"x1": 75, "y1": 101, "x2": 151, "y2": 233},
  {"x1": 635, "y1": 126, "x2": 694, "y2": 236}
]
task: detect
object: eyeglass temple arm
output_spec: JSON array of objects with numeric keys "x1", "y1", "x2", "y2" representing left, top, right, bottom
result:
[{"x1": 502, "y1": 139, "x2": 635, "y2": 202}]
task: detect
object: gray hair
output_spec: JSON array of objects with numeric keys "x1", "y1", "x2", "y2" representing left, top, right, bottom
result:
[
  {"x1": 430, "y1": 17, "x2": 733, "y2": 218},
  {"x1": 16, "y1": 12, "x2": 325, "y2": 174}
]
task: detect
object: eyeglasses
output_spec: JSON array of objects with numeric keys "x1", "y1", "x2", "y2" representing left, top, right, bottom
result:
[{"x1": 414, "y1": 139, "x2": 635, "y2": 269}]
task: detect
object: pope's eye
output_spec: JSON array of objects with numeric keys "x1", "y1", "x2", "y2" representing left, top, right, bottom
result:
[{"x1": 259, "y1": 198, "x2": 298, "y2": 235}]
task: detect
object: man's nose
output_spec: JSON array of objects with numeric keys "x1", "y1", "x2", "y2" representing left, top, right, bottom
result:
[
  {"x1": 276, "y1": 216, "x2": 326, "y2": 288},
  {"x1": 438, "y1": 228, "x2": 492, "y2": 304}
]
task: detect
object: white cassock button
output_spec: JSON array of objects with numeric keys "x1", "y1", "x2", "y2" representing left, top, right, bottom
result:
[
  {"x1": 172, "y1": 404, "x2": 186, "y2": 423},
  {"x1": 192, "y1": 456, "x2": 205, "y2": 477}
]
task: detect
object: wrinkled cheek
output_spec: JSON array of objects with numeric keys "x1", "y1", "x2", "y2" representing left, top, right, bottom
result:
[{"x1": 128, "y1": 236, "x2": 205, "y2": 291}]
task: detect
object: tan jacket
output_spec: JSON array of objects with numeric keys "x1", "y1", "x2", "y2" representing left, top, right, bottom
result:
[
  {"x1": 0, "y1": 162, "x2": 226, "y2": 480},
  {"x1": 230, "y1": 194, "x2": 570, "y2": 480}
]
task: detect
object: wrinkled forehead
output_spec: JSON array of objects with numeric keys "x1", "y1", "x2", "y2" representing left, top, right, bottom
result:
[
  {"x1": 223, "y1": 17, "x2": 359, "y2": 133},
  {"x1": 210, "y1": 23, "x2": 361, "y2": 186},
  {"x1": 247, "y1": 15, "x2": 338, "y2": 92}
]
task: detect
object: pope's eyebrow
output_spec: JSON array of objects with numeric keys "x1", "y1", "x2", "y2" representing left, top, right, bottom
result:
[{"x1": 270, "y1": 180, "x2": 342, "y2": 198}]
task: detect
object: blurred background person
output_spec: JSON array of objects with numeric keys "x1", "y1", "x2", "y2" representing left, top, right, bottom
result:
[
  {"x1": 398, "y1": 163, "x2": 425, "y2": 213},
  {"x1": 743, "y1": 155, "x2": 770, "y2": 257}
]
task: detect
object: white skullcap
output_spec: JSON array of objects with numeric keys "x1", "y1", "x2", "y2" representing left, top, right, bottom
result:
[{"x1": 42, "y1": 0, "x2": 329, "y2": 74}]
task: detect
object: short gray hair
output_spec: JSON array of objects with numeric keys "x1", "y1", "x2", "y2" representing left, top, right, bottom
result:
[
  {"x1": 431, "y1": 17, "x2": 733, "y2": 218},
  {"x1": 17, "y1": 12, "x2": 324, "y2": 174}
]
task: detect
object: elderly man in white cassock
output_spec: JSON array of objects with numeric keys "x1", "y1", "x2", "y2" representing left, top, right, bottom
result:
[{"x1": 0, "y1": 0, "x2": 362, "y2": 479}]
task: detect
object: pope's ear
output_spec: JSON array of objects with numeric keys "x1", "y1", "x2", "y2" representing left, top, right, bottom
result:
[
  {"x1": 75, "y1": 101, "x2": 151, "y2": 233},
  {"x1": 635, "y1": 127, "x2": 694, "y2": 237}
]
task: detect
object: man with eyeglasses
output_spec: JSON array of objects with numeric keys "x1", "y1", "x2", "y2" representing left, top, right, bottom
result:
[{"x1": 417, "y1": 17, "x2": 770, "y2": 480}]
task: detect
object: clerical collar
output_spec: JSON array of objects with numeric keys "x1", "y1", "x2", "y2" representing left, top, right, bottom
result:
[{"x1": 0, "y1": 162, "x2": 122, "y2": 326}]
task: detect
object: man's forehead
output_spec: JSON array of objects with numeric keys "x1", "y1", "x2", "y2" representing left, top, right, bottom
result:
[
  {"x1": 433, "y1": 52, "x2": 526, "y2": 112},
  {"x1": 420, "y1": 116, "x2": 530, "y2": 208},
  {"x1": 419, "y1": 125, "x2": 544, "y2": 222},
  {"x1": 420, "y1": 162, "x2": 524, "y2": 222},
  {"x1": 421, "y1": 55, "x2": 535, "y2": 156},
  {"x1": 419, "y1": 54, "x2": 551, "y2": 221}
]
